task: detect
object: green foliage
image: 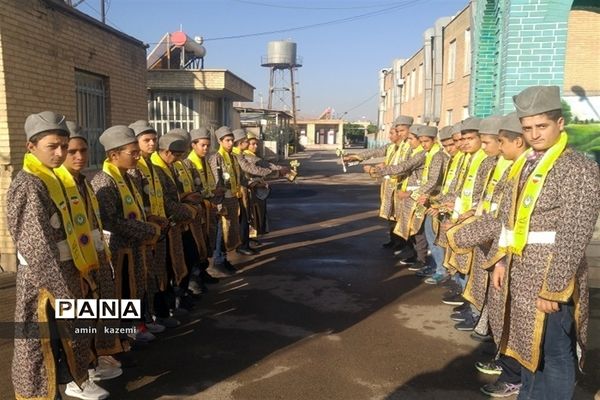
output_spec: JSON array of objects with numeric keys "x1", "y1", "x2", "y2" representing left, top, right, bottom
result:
[
  {"x1": 343, "y1": 123, "x2": 366, "y2": 140},
  {"x1": 566, "y1": 124, "x2": 600, "y2": 162},
  {"x1": 367, "y1": 124, "x2": 378, "y2": 134},
  {"x1": 561, "y1": 100, "x2": 572, "y2": 126}
]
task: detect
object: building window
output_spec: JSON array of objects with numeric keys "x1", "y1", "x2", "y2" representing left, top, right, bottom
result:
[
  {"x1": 405, "y1": 74, "x2": 410, "y2": 101},
  {"x1": 410, "y1": 69, "x2": 416, "y2": 99},
  {"x1": 148, "y1": 92, "x2": 196, "y2": 135},
  {"x1": 446, "y1": 109, "x2": 453, "y2": 125},
  {"x1": 75, "y1": 70, "x2": 107, "y2": 167},
  {"x1": 464, "y1": 29, "x2": 471, "y2": 75},
  {"x1": 462, "y1": 105, "x2": 470, "y2": 119},
  {"x1": 447, "y1": 40, "x2": 456, "y2": 83},
  {"x1": 418, "y1": 63, "x2": 424, "y2": 94}
]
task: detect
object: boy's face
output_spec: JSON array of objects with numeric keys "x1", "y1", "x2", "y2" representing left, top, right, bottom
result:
[
  {"x1": 418, "y1": 136, "x2": 436, "y2": 151},
  {"x1": 219, "y1": 135, "x2": 234, "y2": 152},
  {"x1": 395, "y1": 125, "x2": 409, "y2": 141},
  {"x1": 192, "y1": 138, "x2": 210, "y2": 157},
  {"x1": 498, "y1": 133, "x2": 524, "y2": 161},
  {"x1": 64, "y1": 138, "x2": 88, "y2": 173},
  {"x1": 27, "y1": 133, "x2": 68, "y2": 169},
  {"x1": 520, "y1": 113, "x2": 564, "y2": 151},
  {"x1": 452, "y1": 132, "x2": 463, "y2": 152},
  {"x1": 137, "y1": 133, "x2": 157, "y2": 157},
  {"x1": 441, "y1": 138, "x2": 457, "y2": 156},
  {"x1": 407, "y1": 133, "x2": 420, "y2": 149},
  {"x1": 480, "y1": 134, "x2": 501, "y2": 157},
  {"x1": 461, "y1": 131, "x2": 482, "y2": 154}
]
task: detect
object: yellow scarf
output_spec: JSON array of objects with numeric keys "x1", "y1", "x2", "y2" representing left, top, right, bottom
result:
[
  {"x1": 454, "y1": 148, "x2": 487, "y2": 217},
  {"x1": 218, "y1": 146, "x2": 240, "y2": 197},
  {"x1": 137, "y1": 157, "x2": 166, "y2": 218},
  {"x1": 441, "y1": 152, "x2": 465, "y2": 195},
  {"x1": 173, "y1": 161, "x2": 195, "y2": 194},
  {"x1": 243, "y1": 149, "x2": 256, "y2": 157},
  {"x1": 384, "y1": 144, "x2": 398, "y2": 165},
  {"x1": 481, "y1": 156, "x2": 513, "y2": 214},
  {"x1": 187, "y1": 151, "x2": 216, "y2": 193},
  {"x1": 505, "y1": 132, "x2": 568, "y2": 255},
  {"x1": 420, "y1": 143, "x2": 441, "y2": 186},
  {"x1": 102, "y1": 160, "x2": 145, "y2": 221},
  {"x1": 232, "y1": 147, "x2": 242, "y2": 156},
  {"x1": 399, "y1": 141, "x2": 412, "y2": 161},
  {"x1": 400, "y1": 145, "x2": 424, "y2": 190},
  {"x1": 23, "y1": 154, "x2": 99, "y2": 274}
]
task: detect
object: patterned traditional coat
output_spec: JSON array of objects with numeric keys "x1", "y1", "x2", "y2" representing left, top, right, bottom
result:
[
  {"x1": 75, "y1": 174, "x2": 123, "y2": 356},
  {"x1": 377, "y1": 151, "x2": 426, "y2": 239},
  {"x1": 182, "y1": 157, "x2": 219, "y2": 254},
  {"x1": 209, "y1": 152, "x2": 242, "y2": 251},
  {"x1": 7, "y1": 171, "x2": 92, "y2": 399},
  {"x1": 240, "y1": 152, "x2": 278, "y2": 235},
  {"x1": 459, "y1": 149, "x2": 599, "y2": 372},
  {"x1": 358, "y1": 144, "x2": 399, "y2": 220},
  {"x1": 90, "y1": 171, "x2": 160, "y2": 300},
  {"x1": 443, "y1": 155, "x2": 497, "y2": 274},
  {"x1": 151, "y1": 162, "x2": 195, "y2": 284}
]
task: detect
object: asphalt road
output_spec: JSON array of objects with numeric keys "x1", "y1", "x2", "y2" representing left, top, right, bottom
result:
[{"x1": 0, "y1": 150, "x2": 598, "y2": 400}]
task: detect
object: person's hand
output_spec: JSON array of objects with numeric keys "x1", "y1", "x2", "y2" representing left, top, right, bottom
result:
[
  {"x1": 278, "y1": 167, "x2": 291, "y2": 176},
  {"x1": 376, "y1": 162, "x2": 385, "y2": 169},
  {"x1": 397, "y1": 191, "x2": 410, "y2": 200},
  {"x1": 426, "y1": 208, "x2": 439, "y2": 216},
  {"x1": 418, "y1": 195, "x2": 428, "y2": 205},
  {"x1": 343, "y1": 154, "x2": 359, "y2": 162},
  {"x1": 182, "y1": 192, "x2": 203, "y2": 204},
  {"x1": 536, "y1": 298, "x2": 560, "y2": 313},
  {"x1": 147, "y1": 215, "x2": 169, "y2": 229},
  {"x1": 492, "y1": 262, "x2": 506, "y2": 290}
]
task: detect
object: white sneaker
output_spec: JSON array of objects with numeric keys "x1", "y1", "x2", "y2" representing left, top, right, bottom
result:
[
  {"x1": 145, "y1": 321, "x2": 166, "y2": 334},
  {"x1": 88, "y1": 365, "x2": 123, "y2": 381},
  {"x1": 97, "y1": 355, "x2": 121, "y2": 369},
  {"x1": 65, "y1": 380, "x2": 109, "y2": 400},
  {"x1": 188, "y1": 280, "x2": 203, "y2": 295}
]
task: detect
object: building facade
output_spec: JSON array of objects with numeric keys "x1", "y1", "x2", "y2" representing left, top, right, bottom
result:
[
  {"x1": 0, "y1": 0, "x2": 148, "y2": 272},
  {"x1": 378, "y1": 0, "x2": 600, "y2": 133}
]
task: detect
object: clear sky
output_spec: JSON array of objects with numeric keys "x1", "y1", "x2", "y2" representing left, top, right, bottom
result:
[{"x1": 77, "y1": 0, "x2": 469, "y2": 122}]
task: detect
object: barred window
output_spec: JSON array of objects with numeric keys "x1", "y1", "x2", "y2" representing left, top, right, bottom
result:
[
  {"x1": 75, "y1": 70, "x2": 107, "y2": 167},
  {"x1": 148, "y1": 92, "x2": 196, "y2": 135}
]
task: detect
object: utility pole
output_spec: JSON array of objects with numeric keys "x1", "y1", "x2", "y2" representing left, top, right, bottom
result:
[{"x1": 100, "y1": 0, "x2": 105, "y2": 23}]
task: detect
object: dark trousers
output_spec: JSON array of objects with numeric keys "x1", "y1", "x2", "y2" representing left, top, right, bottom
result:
[
  {"x1": 409, "y1": 226, "x2": 428, "y2": 263},
  {"x1": 497, "y1": 354, "x2": 521, "y2": 385},
  {"x1": 239, "y1": 204, "x2": 250, "y2": 249},
  {"x1": 518, "y1": 303, "x2": 576, "y2": 400}
]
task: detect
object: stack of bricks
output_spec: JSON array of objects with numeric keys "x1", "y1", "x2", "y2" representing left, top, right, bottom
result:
[{"x1": 0, "y1": 0, "x2": 149, "y2": 272}]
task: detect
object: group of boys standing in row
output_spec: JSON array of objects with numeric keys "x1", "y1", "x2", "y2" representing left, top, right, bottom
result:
[
  {"x1": 8, "y1": 115, "x2": 287, "y2": 400},
  {"x1": 344, "y1": 85, "x2": 600, "y2": 399}
]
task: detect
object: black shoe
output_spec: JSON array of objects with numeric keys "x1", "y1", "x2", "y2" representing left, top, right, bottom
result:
[
  {"x1": 442, "y1": 293, "x2": 465, "y2": 306},
  {"x1": 398, "y1": 257, "x2": 418, "y2": 266},
  {"x1": 408, "y1": 261, "x2": 426, "y2": 272},
  {"x1": 223, "y1": 260, "x2": 238, "y2": 273},
  {"x1": 393, "y1": 247, "x2": 414, "y2": 259},
  {"x1": 213, "y1": 262, "x2": 234, "y2": 276},
  {"x1": 236, "y1": 247, "x2": 256, "y2": 256},
  {"x1": 250, "y1": 238, "x2": 263, "y2": 246},
  {"x1": 455, "y1": 315, "x2": 476, "y2": 331},
  {"x1": 452, "y1": 303, "x2": 469, "y2": 312},
  {"x1": 450, "y1": 310, "x2": 467, "y2": 322},
  {"x1": 201, "y1": 270, "x2": 220, "y2": 284},
  {"x1": 382, "y1": 241, "x2": 395, "y2": 248}
]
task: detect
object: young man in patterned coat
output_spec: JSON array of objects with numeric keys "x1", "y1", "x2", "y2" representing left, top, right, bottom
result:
[
  {"x1": 91, "y1": 126, "x2": 161, "y2": 344},
  {"x1": 345, "y1": 115, "x2": 414, "y2": 249},
  {"x1": 447, "y1": 112, "x2": 527, "y2": 397},
  {"x1": 458, "y1": 86, "x2": 599, "y2": 399},
  {"x1": 7, "y1": 112, "x2": 107, "y2": 400}
]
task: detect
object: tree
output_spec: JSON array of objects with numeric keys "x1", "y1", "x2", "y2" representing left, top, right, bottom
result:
[{"x1": 561, "y1": 99, "x2": 573, "y2": 125}]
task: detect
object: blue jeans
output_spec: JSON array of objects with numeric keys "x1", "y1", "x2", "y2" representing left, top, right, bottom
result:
[
  {"x1": 518, "y1": 303, "x2": 576, "y2": 400},
  {"x1": 214, "y1": 219, "x2": 226, "y2": 264},
  {"x1": 424, "y1": 216, "x2": 445, "y2": 275}
]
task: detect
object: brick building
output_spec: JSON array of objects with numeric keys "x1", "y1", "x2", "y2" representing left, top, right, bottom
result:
[
  {"x1": 0, "y1": 0, "x2": 148, "y2": 272},
  {"x1": 377, "y1": 0, "x2": 600, "y2": 132}
]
